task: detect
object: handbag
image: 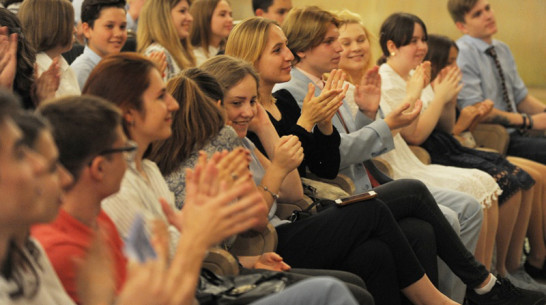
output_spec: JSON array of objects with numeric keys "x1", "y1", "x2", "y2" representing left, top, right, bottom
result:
[
  {"x1": 287, "y1": 180, "x2": 337, "y2": 222},
  {"x1": 196, "y1": 268, "x2": 289, "y2": 305}
]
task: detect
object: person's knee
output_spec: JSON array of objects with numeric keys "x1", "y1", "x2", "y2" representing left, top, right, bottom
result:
[
  {"x1": 438, "y1": 205, "x2": 461, "y2": 234},
  {"x1": 396, "y1": 179, "x2": 429, "y2": 194}
]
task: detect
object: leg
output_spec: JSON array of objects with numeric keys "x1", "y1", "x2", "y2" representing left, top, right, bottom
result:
[
  {"x1": 496, "y1": 192, "x2": 522, "y2": 276},
  {"x1": 398, "y1": 218, "x2": 438, "y2": 286},
  {"x1": 427, "y1": 186, "x2": 483, "y2": 255},
  {"x1": 374, "y1": 179, "x2": 490, "y2": 289},
  {"x1": 250, "y1": 277, "x2": 360, "y2": 305},
  {"x1": 288, "y1": 269, "x2": 374, "y2": 305},
  {"x1": 506, "y1": 194, "x2": 532, "y2": 273},
  {"x1": 436, "y1": 204, "x2": 466, "y2": 303},
  {"x1": 276, "y1": 198, "x2": 450, "y2": 305},
  {"x1": 507, "y1": 157, "x2": 546, "y2": 272}
]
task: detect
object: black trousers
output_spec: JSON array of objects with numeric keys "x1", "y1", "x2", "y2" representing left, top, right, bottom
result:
[
  {"x1": 276, "y1": 179, "x2": 490, "y2": 305},
  {"x1": 374, "y1": 179, "x2": 490, "y2": 289},
  {"x1": 276, "y1": 196, "x2": 425, "y2": 305}
]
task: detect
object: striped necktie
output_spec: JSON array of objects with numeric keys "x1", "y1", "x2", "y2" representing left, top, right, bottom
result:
[{"x1": 484, "y1": 46, "x2": 514, "y2": 112}]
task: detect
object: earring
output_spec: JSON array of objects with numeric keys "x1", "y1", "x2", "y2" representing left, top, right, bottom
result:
[{"x1": 390, "y1": 52, "x2": 396, "y2": 57}]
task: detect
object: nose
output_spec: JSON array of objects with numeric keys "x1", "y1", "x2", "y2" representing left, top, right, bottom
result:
[
  {"x1": 114, "y1": 26, "x2": 124, "y2": 37},
  {"x1": 333, "y1": 40, "x2": 343, "y2": 53},
  {"x1": 352, "y1": 41, "x2": 363, "y2": 52},
  {"x1": 283, "y1": 46, "x2": 294, "y2": 61},
  {"x1": 240, "y1": 103, "x2": 254, "y2": 118},
  {"x1": 187, "y1": 12, "x2": 194, "y2": 23},
  {"x1": 167, "y1": 93, "x2": 180, "y2": 111}
]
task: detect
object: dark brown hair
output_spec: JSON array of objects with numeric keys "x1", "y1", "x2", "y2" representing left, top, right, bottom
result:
[
  {"x1": 377, "y1": 12, "x2": 428, "y2": 65},
  {"x1": 38, "y1": 95, "x2": 121, "y2": 180},
  {"x1": 424, "y1": 34, "x2": 458, "y2": 81}
]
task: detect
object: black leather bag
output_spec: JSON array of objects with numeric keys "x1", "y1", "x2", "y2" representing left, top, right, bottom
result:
[{"x1": 196, "y1": 268, "x2": 289, "y2": 305}]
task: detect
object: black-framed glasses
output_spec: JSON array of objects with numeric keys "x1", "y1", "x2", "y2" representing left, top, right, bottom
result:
[{"x1": 97, "y1": 140, "x2": 138, "y2": 163}]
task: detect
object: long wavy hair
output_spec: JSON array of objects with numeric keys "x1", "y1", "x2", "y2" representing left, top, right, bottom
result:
[
  {"x1": 137, "y1": 0, "x2": 196, "y2": 70},
  {"x1": 148, "y1": 69, "x2": 225, "y2": 176}
]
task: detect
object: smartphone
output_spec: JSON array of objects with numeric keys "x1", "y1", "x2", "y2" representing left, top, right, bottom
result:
[
  {"x1": 335, "y1": 191, "x2": 378, "y2": 207},
  {"x1": 124, "y1": 213, "x2": 157, "y2": 263}
]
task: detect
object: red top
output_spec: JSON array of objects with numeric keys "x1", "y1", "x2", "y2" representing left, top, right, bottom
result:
[{"x1": 31, "y1": 208, "x2": 127, "y2": 304}]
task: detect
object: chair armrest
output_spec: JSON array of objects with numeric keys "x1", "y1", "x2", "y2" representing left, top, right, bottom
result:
[
  {"x1": 306, "y1": 173, "x2": 356, "y2": 195},
  {"x1": 472, "y1": 123, "x2": 509, "y2": 156},
  {"x1": 371, "y1": 158, "x2": 393, "y2": 178},
  {"x1": 409, "y1": 145, "x2": 431, "y2": 165},
  {"x1": 202, "y1": 248, "x2": 239, "y2": 276},
  {"x1": 275, "y1": 196, "x2": 313, "y2": 220},
  {"x1": 230, "y1": 223, "x2": 278, "y2": 256}
]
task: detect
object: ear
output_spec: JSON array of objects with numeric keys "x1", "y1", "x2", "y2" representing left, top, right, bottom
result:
[
  {"x1": 386, "y1": 40, "x2": 398, "y2": 54},
  {"x1": 455, "y1": 21, "x2": 467, "y2": 34},
  {"x1": 296, "y1": 51, "x2": 306, "y2": 60},
  {"x1": 88, "y1": 156, "x2": 106, "y2": 181},
  {"x1": 255, "y1": 8, "x2": 265, "y2": 17},
  {"x1": 82, "y1": 22, "x2": 93, "y2": 40},
  {"x1": 123, "y1": 110, "x2": 136, "y2": 127}
]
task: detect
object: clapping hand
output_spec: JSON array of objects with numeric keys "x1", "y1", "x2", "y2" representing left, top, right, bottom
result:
[
  {"x1": 0, "y1": 26, "x2": 17, "y2": 90},
  {"x1": 354, "y1": 66, "x2": 382, "y2": 119}
]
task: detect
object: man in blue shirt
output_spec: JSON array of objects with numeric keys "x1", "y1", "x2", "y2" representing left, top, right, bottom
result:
[{"x1": 448, "y1": 0, "x2": 546, "y2": 164}]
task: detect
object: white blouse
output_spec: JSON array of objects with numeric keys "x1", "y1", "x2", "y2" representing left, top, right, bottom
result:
[
  {"x1": 377, "y1": 63, "x2": 501, "y2": 208},
  {"x1": 36, "y1": 53, "x2": 81, "y2": 98}
]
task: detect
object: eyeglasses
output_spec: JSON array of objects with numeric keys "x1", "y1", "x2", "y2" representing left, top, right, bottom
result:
[{"x1": 97, "y1": 140, "x2": 138, "y2": 163}]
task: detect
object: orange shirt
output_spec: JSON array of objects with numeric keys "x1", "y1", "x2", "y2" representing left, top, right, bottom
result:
[{"x1": 32, "y1": 209, "x2": 127, "y2": 304}]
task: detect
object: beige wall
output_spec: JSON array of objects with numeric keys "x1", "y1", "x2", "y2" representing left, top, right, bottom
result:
[{"x1": 231, "y1": 0, "x2": 545, "y2": 88}]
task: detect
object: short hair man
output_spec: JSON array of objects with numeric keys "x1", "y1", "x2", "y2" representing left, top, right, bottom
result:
[
  {"x1": 448, "y1": 0, "x2": 546, "y2": 164},
  {"x1": 32, "y1": 95, "x2": 131, "y2": 303},
  {"x1": 71, "y1": 0, "x2": 128, "y2": 89},
  {"x1": 252, "y1": 0, "x2": 292, "y2": 24}
]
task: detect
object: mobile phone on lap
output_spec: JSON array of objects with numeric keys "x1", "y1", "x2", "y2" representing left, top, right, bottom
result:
[{"x1": 335, "y1": 191, "x2": 378, "y2": 207}]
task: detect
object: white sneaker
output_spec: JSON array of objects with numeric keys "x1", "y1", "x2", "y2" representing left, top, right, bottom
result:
[{"x1": 506, "y1": 268, "x2": 546, "y2": 295}]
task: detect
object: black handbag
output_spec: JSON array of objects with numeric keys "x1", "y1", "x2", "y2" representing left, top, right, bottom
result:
[
  {"x1": 288, "y1": 182, "x2": 335, "y2": 222},
  {"x1": 196, "y1": 268, "x2": 289, "y2": 305}
]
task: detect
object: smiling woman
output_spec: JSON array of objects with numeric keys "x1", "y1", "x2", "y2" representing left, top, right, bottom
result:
[
  {"x1": 137, "y1": 0, "x2": 196, "y2": 80},
  {"x1": 190, "y1": 0, "x2": 233, "y2": 65}
]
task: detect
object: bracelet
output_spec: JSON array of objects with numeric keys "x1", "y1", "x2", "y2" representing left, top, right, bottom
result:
[
  {"x1": 528, "y1": 115, "x2": 534, "y2": 130},
  {"x1": 521, "y1": 113, "x2": 528, "y2": 129},
  {"x1": 258, "y1": 184, "x2": 279, "y2": 201}
]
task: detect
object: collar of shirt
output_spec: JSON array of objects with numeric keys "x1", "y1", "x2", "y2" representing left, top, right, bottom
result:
[
  {"x1": 296, "y1": 67, "x2": 325, "y2": 89},
  {"x1": 83, "y1": 45, "x2": 103, "y2": 66},
  {"x1": 460, "y1": 34, "x2": 498, "y2": 54},
  {"x1": 36, "y1": 52, "x2": 70, "y2": 73}
]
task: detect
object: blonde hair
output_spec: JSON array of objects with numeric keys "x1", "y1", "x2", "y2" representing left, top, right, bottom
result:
[
  {"x1": 334, "y1": 9, "x2": 375, "y2": 80},
  {"x1": 137, "y1": 0, "x2": 196, "y2": 69},
  {"x1": 18, "y1": 0, "x2": 74, "y2": 53},
  {"x1": 225, "y1": 17, "x2": 278, "y2": 66},
  {"x1": 200, "y1": 55, "x2": 259, "y2": 98},
  {"x1": 282, "y1": 6, "x2": 339, "y2": 64}
]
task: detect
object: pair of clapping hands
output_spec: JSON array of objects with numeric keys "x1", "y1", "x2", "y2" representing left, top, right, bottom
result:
[
  {"x1": 0, "y1": 26, "x2": 61, "y2": 105},
  {"x1": 76, "y1": 151, "x2": 269, "y2": 305}
]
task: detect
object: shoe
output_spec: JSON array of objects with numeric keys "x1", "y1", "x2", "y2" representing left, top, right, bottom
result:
[
  {"x1": 507, "y1": 268, "x2": 546, "y2": 295},
  {"x1": 525, "y1": 260, "x2": 546, "y2": 280},
  {"x1": 466, "y1": 276, "x2": 546, "y2": 305}
]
